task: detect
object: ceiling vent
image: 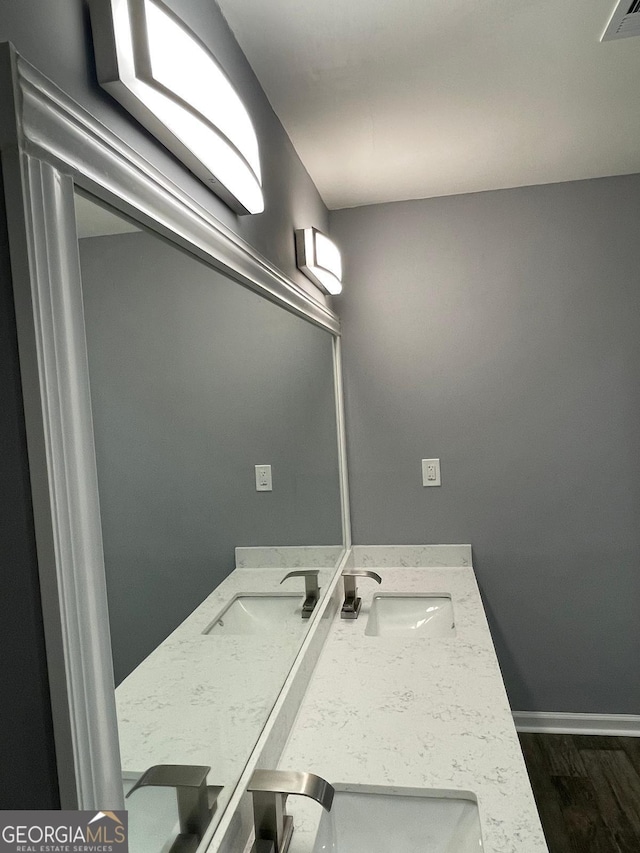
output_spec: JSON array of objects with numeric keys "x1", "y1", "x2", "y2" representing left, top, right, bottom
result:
[{"x1": 602, "y1": 0, "x2": 640, "y2": 40}]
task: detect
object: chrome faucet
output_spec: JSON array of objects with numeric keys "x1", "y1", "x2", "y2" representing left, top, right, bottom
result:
[
  {"x1": 248, "y1": 769, "x2": 334, "y2": 853},
  {"x1": 341, "y1": 569, "x2": 382, "y2": 619},
  {"x1": 126, "y1": 764, "x2": 222, "y2": 853},
  {"x1": 280, "y1": 570, "x2": 320, "y2": 619}
]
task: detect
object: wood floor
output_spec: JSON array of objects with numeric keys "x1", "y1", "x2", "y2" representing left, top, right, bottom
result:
[{"x1": 518, "y1": 734, "x2": 640, "y2": 853}]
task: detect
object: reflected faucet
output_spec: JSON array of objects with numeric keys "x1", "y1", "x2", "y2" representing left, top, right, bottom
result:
[
  {"x1": 280, "y1": 570, "x2": 320, "y2": 619},
  {"x1": 248, "y1": 769, "x2": 334, "y2": 853},
  {"x1": 126, "y1": 764, "x2": 222, "y2": 853},
  {"x1": 341, "y1": 569, "x2": 382, "y2": 619}
]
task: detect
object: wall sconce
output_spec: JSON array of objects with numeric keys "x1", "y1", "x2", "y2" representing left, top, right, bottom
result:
[
  {"x1": 295, "y1": 228, "x2": 343, "y2": 295},
  {"x1": 88, "y1": 0, "x2": 264, "y2": 215}
]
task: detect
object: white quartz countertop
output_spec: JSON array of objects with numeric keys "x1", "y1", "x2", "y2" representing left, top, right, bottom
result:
[
  {"x1": 278, "y1": 550, "x2": 548, "y2": 853},
  {"x1": 114, "y1": 545, "x2": 343, "y2": 853},
  {"x1": 116, "y1": 556, "x2": 336, "y2": 832}
]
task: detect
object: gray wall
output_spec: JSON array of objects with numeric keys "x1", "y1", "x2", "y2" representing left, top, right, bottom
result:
[
  {"x1": 79, "y1": 231, "x2": 341, "y2": 684},
  {"x1": 0, "y1": 0, "x2": 329, "y2": 298},
  {"x1": 332, "y1": 173, "x2": 640, "y2": 714},
  {"x1": 0, "y1": 168, "x2": 59, "y2": 807}
]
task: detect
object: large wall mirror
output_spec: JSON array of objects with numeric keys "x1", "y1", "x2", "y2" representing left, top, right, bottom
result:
[
  {"x1": 1, "y1": 48, "x2": 347, "y2": 852},
  {"x1": 72, "y1": 191, "x2": 344, "y2": 848}
]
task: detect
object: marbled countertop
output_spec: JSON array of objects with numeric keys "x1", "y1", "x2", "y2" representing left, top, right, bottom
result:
[
  {"x1": 278, "y1": 549, "x2": 548, "y2": 853},
  {"x1": 116, "y1": 557, "x2": 335, "y2": 834},
  {"x1": 235, "y1": 546, "x2": 343, "y2": 570}
]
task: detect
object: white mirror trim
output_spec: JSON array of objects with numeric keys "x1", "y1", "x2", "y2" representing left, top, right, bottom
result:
[
  {"x1": 9, "y1": 47, "x2": 339, "y2": 334},
  {"x1": 0, "y1": 42, "x2": 349, "y2": 820},
  {"x1": 2, "y1": 149, "x2": 124, "y2": 809},
  {"x1": 334, "y1": 337, "x2": 352, "y2": 551}
]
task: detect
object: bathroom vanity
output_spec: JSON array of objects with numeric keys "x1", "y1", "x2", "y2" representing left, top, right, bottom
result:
[
  {"x1": 118, "y1": 543, "x2": 548, "y2": 853},
  {"x1": 0, "y1": 46, "x2": 547, "y2": 853},
  {"x1": 277, "y1": 546, "x2": 548, "y2": 853}
]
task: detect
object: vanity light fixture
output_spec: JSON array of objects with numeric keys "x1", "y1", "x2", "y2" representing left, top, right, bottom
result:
[
  {"x1": 295, "y1": 228, "x2": 343, "y2": 295},
  {"x1": 88, "y1": 0, "x2": 264, "y2": 215}
]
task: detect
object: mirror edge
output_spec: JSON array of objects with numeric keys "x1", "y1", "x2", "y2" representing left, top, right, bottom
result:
[{"x1": 204, "y1": 547, "x2": 352, "y2": 853}]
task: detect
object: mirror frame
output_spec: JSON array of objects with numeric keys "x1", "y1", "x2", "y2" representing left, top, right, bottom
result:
[{"x1": 0, "y1": 41, "x2": 351, "y2": 829}]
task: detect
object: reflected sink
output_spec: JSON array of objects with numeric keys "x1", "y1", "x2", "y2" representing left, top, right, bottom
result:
[
  {"x1": 365, "y1": 594, "x2": 455, "y2": 637},
  {"x1": 122, "y1": 775, "x2": 180, "y2": 853},
  {"x1": 203, "y1": 594, "x2": 304, "y2": 636},
  {"x1": 313, "y1": 787, "x2": 482, "y2": 853}
]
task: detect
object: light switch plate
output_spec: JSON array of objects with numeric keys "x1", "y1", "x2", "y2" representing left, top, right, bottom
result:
[
  {"x1": 421, "y1": 458, "x2": 441, "y2": 487},
  {"x1": 255, "y1": 464, "x2": 272, "y2": 491}
]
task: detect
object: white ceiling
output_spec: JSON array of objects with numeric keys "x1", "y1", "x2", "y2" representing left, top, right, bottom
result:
[{"x1": 216, "y1": 0, "x2": 640, "y2": 209}]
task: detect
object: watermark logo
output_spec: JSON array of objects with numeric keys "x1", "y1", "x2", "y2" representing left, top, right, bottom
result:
[{"x1": 0, "y1": 811, "x2": 128, "y2": 853}]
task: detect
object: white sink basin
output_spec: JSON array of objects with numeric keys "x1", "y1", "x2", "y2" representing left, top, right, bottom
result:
[
  {"x1": 312, "y1": 787, "x2": 482, "y2": 853},
  {"x1": 203, "y1": 594, "x2": 304, "y2": 636},
  {"x1": 365, "y1": 594, "x2": 455, "y2": 637}
]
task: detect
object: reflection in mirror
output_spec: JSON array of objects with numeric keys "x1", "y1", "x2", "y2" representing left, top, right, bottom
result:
[{"x1": 73, "y1": 191, "x2": 343, "y2": 850}]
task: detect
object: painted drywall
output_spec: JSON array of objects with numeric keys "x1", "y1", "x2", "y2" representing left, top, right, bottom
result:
[
  {"x1": 79, "y1": 231, "x2": 341, "y2": 684},
  {"x1": 332, "y1": 173, "x2": 640, "y2": 714},
  {"x1": 0, "y1": 0, "x2": 329, "y2": 299},
  {"x1": 0, "y1": 169, "x2": 60, "y2": 807}
]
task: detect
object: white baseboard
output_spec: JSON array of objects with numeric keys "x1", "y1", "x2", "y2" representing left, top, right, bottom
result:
[{"x1": 513, "y1": 711, "x2": 640, "y2": 737}]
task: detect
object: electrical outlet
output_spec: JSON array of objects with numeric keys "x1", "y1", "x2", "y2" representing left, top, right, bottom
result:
[
  {"x1": 421, "y1": 458, "x2": 441, "y2": 487},
  {"x1": 255, "y1": 464, "x2": 272, "y2": 491}
]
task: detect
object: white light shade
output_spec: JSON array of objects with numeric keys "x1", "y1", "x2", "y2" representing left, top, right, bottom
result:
[
  {"x1": 295, "y1": 228, "x2": 343, "y2": 295},
  {"x1": 88, "y1": 0, "x2": 264, "y2": 215}
]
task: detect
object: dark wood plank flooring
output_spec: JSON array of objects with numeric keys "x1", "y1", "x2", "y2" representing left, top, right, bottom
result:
[{"x1": 518, "y1": 734, "x2": 640, "y2": 853}]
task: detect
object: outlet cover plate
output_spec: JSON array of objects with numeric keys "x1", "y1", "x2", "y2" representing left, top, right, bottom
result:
[
  {"x1": 422, "y1": 458, "x2": 441, "y2": 487},
  {"x1": 255, "y1": 464, "x2": 272, "y2": 491}
]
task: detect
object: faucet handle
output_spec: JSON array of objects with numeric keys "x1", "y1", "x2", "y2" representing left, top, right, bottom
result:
[
  {"x1": 248, "y1": 769, "x2": 334, "y2": 853},
  {"x1": 280, "y1": 569, "x2": 320, "y2": 584},
  {"x1": 280, "y1": 571, "x2": 321, "y2": 619},
  {"x1": 341, "y1": 569, "x2": 383, "y2": 583},
  {"x1": 127, "y1": 764, "x2": 221, "y2": 848},
  {"x1": 127, "y1": 764, "x2": 210, "y2": 795},
  {"x1": 341, "y1": 569, "x2": 382, "y2": 619}
]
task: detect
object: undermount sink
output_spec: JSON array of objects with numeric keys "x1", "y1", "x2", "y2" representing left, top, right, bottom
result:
[
  {"x1": 202, "y1": 594, "x2": 304, "y2": 636},
  {"x1": 312, "y1": 787, "x2": 482, "y2": 853},
  {"x1": 365, "y1": 594, "x2": 455, "y2": 637}
]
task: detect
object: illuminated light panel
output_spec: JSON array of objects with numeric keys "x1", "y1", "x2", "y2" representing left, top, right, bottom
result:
[
  {"x1": 295, "y1": 228, "x2": 343, "y2": 295},
  {"x1": 88, "y1": 0, "x2": 264, "y2": 214}
]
